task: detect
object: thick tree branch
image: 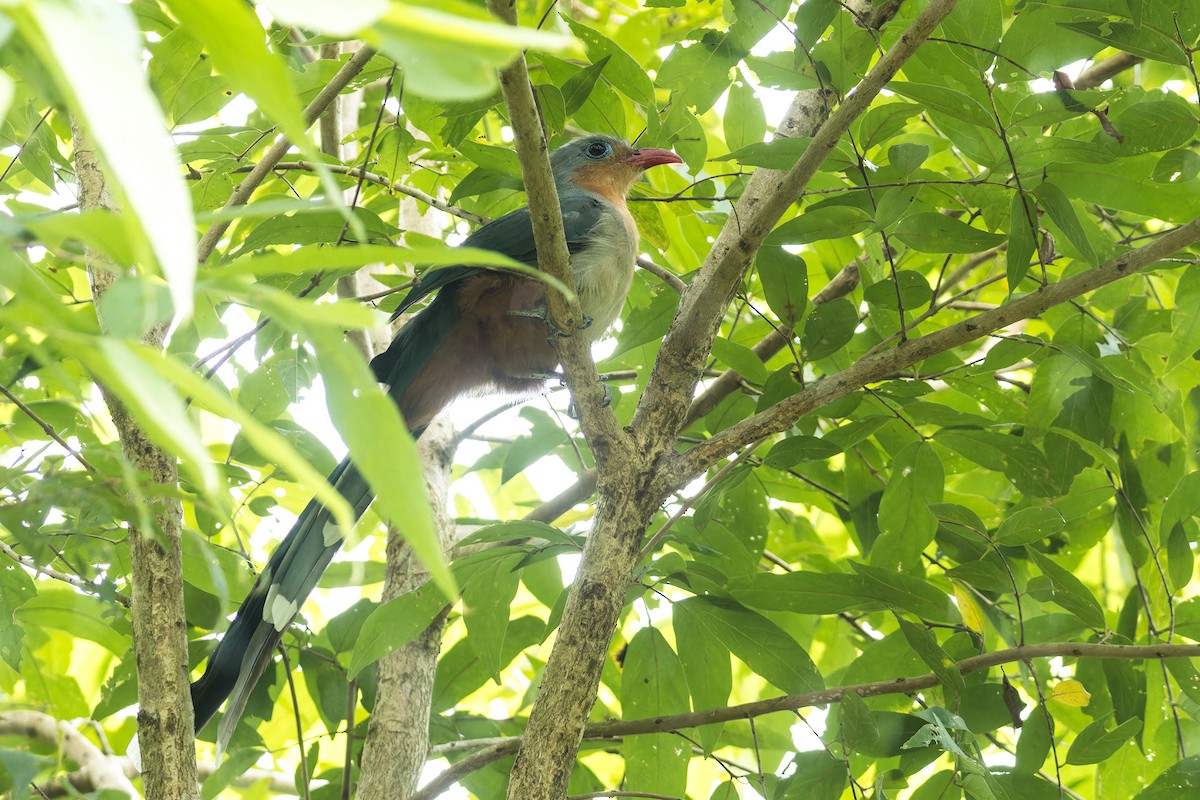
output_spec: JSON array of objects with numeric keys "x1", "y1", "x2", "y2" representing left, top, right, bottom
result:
[
  {"x1": 1075, "y1": 52, "x2": 1143, "y2": 89},
  {"x1": 358, "y1": 419, "x2": 458, "y2": 800},
  {"x1": 196, "y1": 46, "x2": 378, "y2": 263},
  {"x1": 73, "y1": 124, "x2": 199, "y2": 800},
  {"x1": 0, "y1": 711, "x2": 293, "y2": 798},
  {"x1": 631, "y1": 0, "x2": 959, "y2": 452},
  {"x1": 0, "y1": 711, "x2": 137, "y2": 797},
  {"x1": 485, "y1": 0, "x2": 629, "y2": 458},
  {"x1": 674, "y1": 217, "x2": 1200, "y2": 483}
]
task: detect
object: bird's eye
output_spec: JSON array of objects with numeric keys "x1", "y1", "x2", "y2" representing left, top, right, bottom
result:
[{"x1": 585, "y1": 140, "x2": 611, "y2": 159}]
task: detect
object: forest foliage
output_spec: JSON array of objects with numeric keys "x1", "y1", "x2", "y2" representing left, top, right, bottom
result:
[{"x1": 1, "y1": 0, "x2": 1200, "y2": 798}]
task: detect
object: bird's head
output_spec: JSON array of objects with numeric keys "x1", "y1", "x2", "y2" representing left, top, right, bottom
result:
[{"x1": 550, "y1": 135, "x2": 682, "y2": 204}]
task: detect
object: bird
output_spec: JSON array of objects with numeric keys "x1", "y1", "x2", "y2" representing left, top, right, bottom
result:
[{"x1": 189, "y1": 134, "x2": 682, "y2": 749}]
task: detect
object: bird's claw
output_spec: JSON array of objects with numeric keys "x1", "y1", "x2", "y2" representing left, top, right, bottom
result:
[
  {"x1": 567, "y1": 383, "x2": 612, "y2": 419},
  {"x1": 507, "y1": 306, "x2": 592, "y2": 344}
]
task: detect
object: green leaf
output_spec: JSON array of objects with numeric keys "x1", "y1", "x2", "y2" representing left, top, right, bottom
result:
[
  {"x1": 857, "y1": 101, "x2": 923, "y2": 150},
  {"x1": 862, "y1": 271, "x2": 932, "y2": 311},
  {"x1": 775, "y1": 750, "x2": 847, "y2": 800},
  {"x1": 613, "y1": 289, "x2": 677, "y2": 357},
  {"x1": 18, "y1": 0, "x2": 195, "y2": 316},
  {"x1": 1027, "y1": 549, "x2": 1106, "y2": 629},
  {"x1": 764, "y1": 435, "x2": 842, "y2": 468},
  {"x1": 895, "y1": 616, "x2": 964, "y2": 696},
  {"x1": 940, "y1": 0, "x2": 1002, "y2": 72},
  {"x1": 851, "y1": 562, "x2": 958, "y2": 623},
  {"x1": 461, "y1": 552, "x2": 522, "y2": 681},
  {"x1": 888, "y1": 143, "x2": 928, "y2": 177},
  {"x1": 621, "y1": 627, "x2": 690, "y2": 796},
  {"x1": 800, "y1": 297, "x2": 858, "y2": 360},
  {"x1": 723, "y1": 78, "x2": 766, "y2": 152},
  {"x1": 729, "y1": 571, "x2": 889, "y2": 615},
  {"x1": 1007, "y1": 193, "x2": 1038, "y2": 289},
  {"x1": 893, "y1": 213, "x2": 1006, "y2": 253},
  {"x1": 656, "y1": 32, "x2": 736, "y2": 114},
  {"x1": 1008, "y1": 90, "x2": 1107, "y2": 127},
  {"x1": 715, "y1": 137, "x2": 810, "y2": 168},
  {"x1": 710, "y1": 337, "x2": 769, "y2": 385},
  {"x1": 561, "y1": 54, "x2": 611, "y2": 115},
  {"x1": 993, "y1": 506, "x2": 1066, "y2": 546},
  {"x1": 0, "y1": 748, "x2": 50, "y2": 800},
  {"x1": 1065, "y1": 714, "x2": 1142, "y2": 765},
  {"x1": 887, "y1": 82, "x2": 996, "y2": 130},
  {"x1": 871, "y1": 441, "x2": 943, "y2": 568},
  {"x1": 14, "y1": 588, "x2": 130, "y2": 655},
  {"x1": 673, "y1": 597, "x2": 731, "y2": 751},
  {"x1": 347, "y1": 583, "x2": 446, "y2": 678},
  {"x1": 674, "y1": 597, "x2": 822, "y2": 694},
  {"x1": 839, "y1": 690, "x2": 880, "y2": 752},
  {"x1": 1167, "y1": 265, "x2": 1200, "y2": 371},
  {"x1": 1033, "y1": 181, "x2": 1098, "y2": 264},
  {"x1": 1058, "y1": 21, "x2": 1188, "y2": 66},
  {"x1": 364, "y1": 2, "x2": 574, "y2": 100},
  {"x1": 1152, "y1": 148, "x2": 1200, "y2": 184},
  {"x1": 456, "y1": 520, "x2": 581, "y2": 549},
  {"x1": 1015, "y1": 704, "x2": 1053, "y2": 774},
  {"x1": 1134, "y1": 756, "x2": 1200, "y2": 799},
  {"x1": 756, "y1": 245, "x2": 807, "y2": 326},
  {"x1": 793, "y1": 0, "x2": 839, "y2": 46},
  {"x1": 1167, "y1": 523, "x2": 1194, "y2": 591},
  {"x1": 563, "y1": 17, "x2": 653, "y2": 106},
  {"x1": 768, "y1": 205, "x2": 874, "y2": 244}
]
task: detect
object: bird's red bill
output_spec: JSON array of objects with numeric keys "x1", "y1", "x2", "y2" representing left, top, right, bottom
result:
[{"x1": 624, "y1": 148, "x2": 684, "y2": 169}]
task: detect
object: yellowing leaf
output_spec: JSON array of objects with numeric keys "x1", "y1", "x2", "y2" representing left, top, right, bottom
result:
[
  {"x1": 1050, "y1": 679, "x2": 1091, "y2": 707},
  {"x1": 953, "y1": 582, "x2": 986, "y2": 634}
]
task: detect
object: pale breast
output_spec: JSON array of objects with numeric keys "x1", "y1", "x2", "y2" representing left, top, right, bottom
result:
[{"x1": 570, "y1": 204, "x2": 639, "y2": 339}]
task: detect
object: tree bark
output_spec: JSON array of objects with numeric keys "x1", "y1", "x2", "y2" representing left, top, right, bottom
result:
[
  {"x1": 356, "y1": 419, "x2": 458, "y2": 800},
  {"x1": 73, "y1": 124, "x2": 200, "y2": 800}
]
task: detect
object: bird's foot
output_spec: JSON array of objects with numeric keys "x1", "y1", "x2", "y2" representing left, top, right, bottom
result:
[
  {"x1": 508, "y1": 306, "x2": 592, "y2": 344},
  {"x1": 567, "y1": 382, "x2": 612, "y2": 419}
]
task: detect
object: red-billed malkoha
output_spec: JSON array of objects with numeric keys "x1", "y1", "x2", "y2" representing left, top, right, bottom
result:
[{"x1": 189, "y1": 134, "x2": 682, "y2": 750}]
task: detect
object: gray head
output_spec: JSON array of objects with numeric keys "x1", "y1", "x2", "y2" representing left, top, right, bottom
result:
[{"x1": 549, "y1": 135, "x2": 682, "y2": 200}]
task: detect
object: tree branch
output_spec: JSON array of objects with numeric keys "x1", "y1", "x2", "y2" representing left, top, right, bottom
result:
[
  {"x1": 405, "y1": 641, "x2": 1200, "y2": 790},
  {"x1": 485, "y1": 0, "x2": 629, "y2": 459},
  {"x1": 673, "y1": 216, "x2": 1200, "y2": 483},
  {"x1": 631, "y1": 0, "x2": 959, "y2": 453},
  {"x1": 0, "y1": 711, "x2": 137, "y2": 797},
  {"x1": 357, "y1": 419, "x2": 458, "y2": 800},
  {"x1": 1075, "y1": 52, "x2": 1143, "y2": 89},
  {"x1": 586, "y1": 642, "x2": 1200, "y2": 738},
  {"x1": 0, "y1": 539, "x2": 130, "y2": 607},
  {"x1": 411, "y1": 740, "x2": 521, "y2": 800},
  {"x1": 73, "y1": 123, "x2": 199, "y2": 800},
  {"x1": 683, "y1": 257, "x2": 862, "y2": 427},
  {"x1": 196, "y1": 46, "x2": 378, "y2": 263}
]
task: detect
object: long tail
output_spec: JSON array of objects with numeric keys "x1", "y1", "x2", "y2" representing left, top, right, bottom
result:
[
  {"x1": 190, "y1": 458, "x2": 374, "y2": 745},
  {"x1": 190, "y1": 288, "x2": 460, "y2": 747}
]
